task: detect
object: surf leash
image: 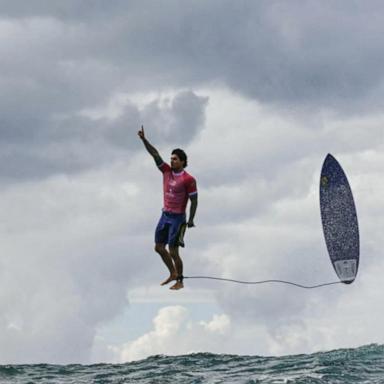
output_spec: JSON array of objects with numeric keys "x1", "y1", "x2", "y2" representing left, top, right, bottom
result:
[{"x1": 183, "y1": 276, "x2": 343, "y2": 289}]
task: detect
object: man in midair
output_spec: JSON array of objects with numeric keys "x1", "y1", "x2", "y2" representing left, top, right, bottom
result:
[{"x1": 138, "y1": 126, "x2": 198, "y2": 290}]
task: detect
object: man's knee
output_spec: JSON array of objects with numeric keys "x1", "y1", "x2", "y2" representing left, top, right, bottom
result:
[
  {"x1": 155, "y1": 243, "x2": 166, "y2": 254},
  {"x1": 168, "y1": 246, "x2": 179, "y2": 258}
]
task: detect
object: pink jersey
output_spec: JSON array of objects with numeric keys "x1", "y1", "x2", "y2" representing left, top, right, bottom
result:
[{"x1": 158, "y1": 162, "x2": 197, "y2": 214}]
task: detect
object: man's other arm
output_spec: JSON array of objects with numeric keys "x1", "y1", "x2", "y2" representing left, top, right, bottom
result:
[{"x1": 188, "y1": 194, "x2": 198, "y2": 227}]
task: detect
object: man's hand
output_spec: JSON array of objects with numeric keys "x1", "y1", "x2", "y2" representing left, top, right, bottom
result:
[
  {"x1": 138, "y1": 125, "x2": 145, "y2": 140},
  {"x1": 187, "y1": 220, "x2": 195, "y2": 228}
]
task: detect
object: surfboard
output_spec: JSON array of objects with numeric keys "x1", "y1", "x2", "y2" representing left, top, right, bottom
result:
[{"x1": 320, "y1": 154, "x2": 359, "y2": 284}]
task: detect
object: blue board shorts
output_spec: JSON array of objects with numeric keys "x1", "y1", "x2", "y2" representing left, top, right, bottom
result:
[{"x1": 155, "y1": 211, "x2": 186, "y2": 247}]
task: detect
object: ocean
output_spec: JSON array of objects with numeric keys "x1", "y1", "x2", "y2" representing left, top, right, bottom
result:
[{"x1": 1, "y1": 344, "x2": 383, "y2": 383}]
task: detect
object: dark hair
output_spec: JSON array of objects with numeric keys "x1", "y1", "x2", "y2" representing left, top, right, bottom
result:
[{"x1": 172, "y1": 148, "x2": 188, "y2": 168}]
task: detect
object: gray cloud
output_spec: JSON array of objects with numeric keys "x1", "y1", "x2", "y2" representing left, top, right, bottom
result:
[
  {"x1": 1, "y1": 1, "x2": 383, "y2": 180},
  {"x1": 141, "y1": 91, "x2": 208, "y2": 144},
  {"x1": 0, "y1": 90, "x2": 207, "y2": 181},
  {"x1": 2, "y1": 1, "x2": 384, "y2": 119}
]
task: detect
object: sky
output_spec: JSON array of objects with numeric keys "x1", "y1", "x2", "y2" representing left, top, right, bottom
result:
[{"x1": 0, "y1": 0, "x2": 383, "y2": 364}]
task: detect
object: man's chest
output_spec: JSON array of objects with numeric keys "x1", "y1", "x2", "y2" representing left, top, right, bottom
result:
[{"x1": 164, "y1": 175, "x2": 186, "y2": 194}]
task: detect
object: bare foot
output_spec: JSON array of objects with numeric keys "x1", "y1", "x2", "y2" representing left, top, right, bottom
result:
[
  {"x1": 160, "y1": 275, "x2": 177, "y2": 286},
  {"x1": 170, "y1": 281, "x2": 184, "y2": 290}
]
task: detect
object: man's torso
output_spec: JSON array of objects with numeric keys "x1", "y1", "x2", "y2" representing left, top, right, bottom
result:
[{"x1": 158, "y1": 163, "x2": 197, "y2": 214}]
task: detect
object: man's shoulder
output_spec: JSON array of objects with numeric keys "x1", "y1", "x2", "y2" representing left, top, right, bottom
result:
[
  {"x1": 158, "y1": 162, "x2": 171, "y2": 173},
  {"x1": 183, "y1": 170, "x2": 196, "y2": 181},
  {"x1": 183, "y1": 171, "x2": 198, "y2": 194}
]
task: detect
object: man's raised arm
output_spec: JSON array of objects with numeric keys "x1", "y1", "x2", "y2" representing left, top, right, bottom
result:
[{"x1": 137, "y1": 125, "x2": 163, "y2": 166}]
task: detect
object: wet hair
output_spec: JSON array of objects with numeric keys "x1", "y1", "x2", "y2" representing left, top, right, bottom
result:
[{"x1": 172, "y1": 148, "x2": 188, "y2": 168}]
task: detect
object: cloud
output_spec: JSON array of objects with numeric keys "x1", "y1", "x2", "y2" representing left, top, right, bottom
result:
[
  {"x1": 0, "y1": 90, "x2": 207, "y2": 181},
  {"x1": 117, "y1": 261, "x2": 384, "y2": 361},
  {"x1": 1, "y1": 1, "x2": 383, "y2": 182},
  {"x1": 2, "y1": 2, "x2": 384, "y2": 133},
  {"x1": 0, "y1": 162, "x2": 158, "y2": 364},
  {"x1": 0, "y1": 10, "x2": 210, "y2": 181},
  {"x1": 140, "y1": 90, "x2": 208, "y2": 145},
  {"x1": 117, "y1": 306, "x2": 231, "y2": 362}
]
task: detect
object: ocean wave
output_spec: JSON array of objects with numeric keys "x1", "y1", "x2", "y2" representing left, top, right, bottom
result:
[{"x1": 1, "y1": 344, "x2": 383, "y2": 383}]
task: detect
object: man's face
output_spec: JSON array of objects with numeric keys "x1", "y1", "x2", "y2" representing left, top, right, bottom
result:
[{"x1": 170, "y1": 154, "x2": 184, "y2": 171}]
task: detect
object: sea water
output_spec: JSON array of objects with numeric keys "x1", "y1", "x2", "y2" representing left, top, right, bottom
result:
[{"x1": 1, "y1": 344, "x2": 383, "y2": 383}]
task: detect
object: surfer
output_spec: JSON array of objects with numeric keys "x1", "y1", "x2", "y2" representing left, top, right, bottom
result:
[{"x1": 138, "y1": 125, "x2": 198, "y2": 290}]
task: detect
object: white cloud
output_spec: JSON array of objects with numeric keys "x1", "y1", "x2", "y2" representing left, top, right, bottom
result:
[
  {"x1": 0, "y1": 162, "x2": 156, "y2": 364},
  {"x1": 116, "y1": 260, "x2": 384, "y2": 361},
  {"x1": 200, "y1": 314, "x2": 230, "y2": 335},
  {"x1": 117, "y1": 306, "x2": 232, "y2": 362}
]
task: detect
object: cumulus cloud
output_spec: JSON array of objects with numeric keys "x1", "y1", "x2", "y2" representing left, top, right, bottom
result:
[
  {"x1": 116, "y1": 265, "x2": 384, "y2": 361},
  {"x1": 117, "y1": 306, "x2": 231, "y2": 362}
]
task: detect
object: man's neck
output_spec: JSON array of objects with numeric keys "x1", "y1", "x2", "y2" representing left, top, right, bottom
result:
[{"x1": 172, "y1": 167, "x2": 184, "y2": 174}]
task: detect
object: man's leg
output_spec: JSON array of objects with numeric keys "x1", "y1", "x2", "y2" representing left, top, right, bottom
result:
[
  {"x1": 169, "y1": 245, "x2": 184, "y2": 290},
  {"x1": 154, "y1": 243, "x2": 177, "y2": 285}
]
